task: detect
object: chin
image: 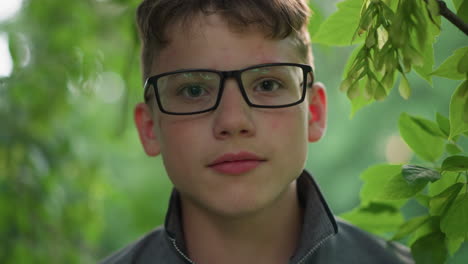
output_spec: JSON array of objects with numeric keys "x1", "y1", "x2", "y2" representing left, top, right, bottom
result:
[
  {"x1": 205, "y1": 183, "x2": 290, "y2": 218},
  {"x1": 211, "y1": 199, "x2": 270, "y2": 219}
]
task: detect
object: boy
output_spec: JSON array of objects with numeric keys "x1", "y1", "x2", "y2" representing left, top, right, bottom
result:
[{"x1": 102, "y1": 0, "x2": 413, "y2": 263}]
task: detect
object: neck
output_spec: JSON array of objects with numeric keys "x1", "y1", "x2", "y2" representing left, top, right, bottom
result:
[{"x1": 181, "y1": 181, "x2": 303, "y2": 264}]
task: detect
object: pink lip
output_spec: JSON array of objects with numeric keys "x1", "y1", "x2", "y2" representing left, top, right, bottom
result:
[{"x1": 208, "y1": 152, "x2": 266, "y2": 175}]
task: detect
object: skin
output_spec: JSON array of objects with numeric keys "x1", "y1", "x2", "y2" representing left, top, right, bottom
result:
[{"x1": 134, "y1": 14, "x2": 327, "y2": 264}]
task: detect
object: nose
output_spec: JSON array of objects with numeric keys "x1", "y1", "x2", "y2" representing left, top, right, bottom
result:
[{"x1": 212, "y1": 79, "x2": 256, "y2": 140}]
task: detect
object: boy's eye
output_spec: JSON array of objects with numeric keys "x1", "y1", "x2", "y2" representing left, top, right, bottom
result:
[
  {"x1": 178, "y1": 84, "x2": 207, "y2": 98},
  {"x1": 254, "y1": 80, "x2": 282, "y2": 92}
]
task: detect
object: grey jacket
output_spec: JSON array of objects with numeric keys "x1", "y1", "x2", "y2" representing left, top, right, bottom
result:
[{"x1": 101, "y1": 171, "x2": 414, "y2": 264}]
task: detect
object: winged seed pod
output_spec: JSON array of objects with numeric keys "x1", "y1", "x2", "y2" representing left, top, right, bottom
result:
[
  {"x1": 390, "y1": 19, "x2": 406, "y2": 48},
  {"x1": 340, "y1": 78, "x2": 352, "y2": 93},
  {"x1": 373, "y1": 82, "x2": 387, "y2": 101},
  {"x1": 398, "y1": 75, "x2": 411, "y2": 100},
  {"x1": 347, "y1": 81, "x2": 361, "y2": 99},
  {"x1": 381, "y1": 71, "x2": 395, "y2": 91},
  {"x1": 402, "y1": 54, "x2": 412, "y2": 73},
  {"x1": 384, "y1": 50, "x2": 397, "y2": 73},
  {"x1": 373, "y1": 43, "x2": 390, "y2": 72},
  {"x1": 365, "y1": 29, "x2": 377, "y2": 48},
  {"x1": 426, "y1": 0, "x2": 440, "y2": 21},
  {"x1": 407, "y1": 46, "x2": 424, "y2": 67},
  {"x1": 364, "y1": 77, "x2": 375, "y2": 99},
  {"x1": 359, "y1": 8, "x2": 374, "y2": 33}
]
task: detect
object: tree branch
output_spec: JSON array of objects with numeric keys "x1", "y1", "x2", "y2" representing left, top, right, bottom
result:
[{"x1": 430, "y1": 0, "x2": 468, "y2": 35}]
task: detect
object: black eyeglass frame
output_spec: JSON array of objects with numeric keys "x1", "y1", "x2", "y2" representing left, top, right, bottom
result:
[{"x1": 143, "y1": 62, "x2": 314, "y2": 115}]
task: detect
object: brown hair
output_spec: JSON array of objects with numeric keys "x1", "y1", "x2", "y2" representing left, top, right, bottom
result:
[{"x1": 136, "y1": 0, "x2": 312, "y2": 81}]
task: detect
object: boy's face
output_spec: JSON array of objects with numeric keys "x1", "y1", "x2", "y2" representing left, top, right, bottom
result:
[{"x1": 135, "y1": 14, "x2": 326, "y2": 217}]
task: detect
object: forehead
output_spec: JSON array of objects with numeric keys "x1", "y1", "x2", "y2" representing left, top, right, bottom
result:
[{"x1": 151, "y1": 14, "x2": 302, "y2": 75}]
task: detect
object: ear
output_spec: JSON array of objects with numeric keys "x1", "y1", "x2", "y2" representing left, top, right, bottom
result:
[
  {"x1": 134, "y1": 102, "x2": 161, "y2": 156},
  {"x1": 307, "y1": 82, "x2": 327, "y2": 142}
]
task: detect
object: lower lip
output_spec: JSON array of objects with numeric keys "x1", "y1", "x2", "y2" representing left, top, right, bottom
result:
[{"x1": 209, "y1": 160, "x2": 263, "y2": 175}]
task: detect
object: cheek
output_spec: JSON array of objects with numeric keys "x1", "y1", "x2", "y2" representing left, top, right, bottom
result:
[
  {"x1": 270, "y1": 118, "x2": 282, "y2": 130},
  {"x1": 157, "y1": 117, "x2": 209, "y2": 160},
  {"x1": 157, "y1": 121, "x2": 201, "y2": 185},
  {"x1": 264, "y1": 107, "x2": 308, "y2": 137},
  {"x1": 263, "y1": 108, "x2": 309, "y2": 173}
]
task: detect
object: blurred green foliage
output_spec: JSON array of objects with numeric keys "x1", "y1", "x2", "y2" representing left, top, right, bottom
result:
[
  {"x1": 314, "y1": 0, "x2": 467, "y2": 263},
  {"x1": 0, "y1": 0, "x2": 467, "y2": 263},
  {"x1": 1, "y1": 0, "x2": 145, "y2": 262}
]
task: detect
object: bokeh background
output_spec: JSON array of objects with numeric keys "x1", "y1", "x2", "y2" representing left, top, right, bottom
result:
[{"x1": 0, "y1": 0, "x2": 466, "y2": 263}]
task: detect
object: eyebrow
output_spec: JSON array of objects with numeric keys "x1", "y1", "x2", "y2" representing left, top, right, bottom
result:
[{"x1": 164, "y1": 72, "x2": 218, "y2": 82}]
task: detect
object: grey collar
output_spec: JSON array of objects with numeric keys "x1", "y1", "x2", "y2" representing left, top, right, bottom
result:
[{"x1": 164, "y1": 170, "x2": 338, "y2": 263}]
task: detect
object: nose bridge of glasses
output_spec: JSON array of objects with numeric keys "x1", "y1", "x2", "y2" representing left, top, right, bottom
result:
[{"x1": 218, "y1": 70, "x2": 249, "y2": 103}]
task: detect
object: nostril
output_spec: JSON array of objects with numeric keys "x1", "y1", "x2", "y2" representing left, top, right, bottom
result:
[
  {"x1": 217, "y1": 129, "x2": 250, "y2": 138},
  {"x1": 240, "y1": 129, "x2": 249, "y2": 135}
]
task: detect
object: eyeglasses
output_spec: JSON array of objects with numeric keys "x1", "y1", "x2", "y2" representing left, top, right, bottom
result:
[{"x1": 144, "y1": 63, "x2": 314, "y2": 115}]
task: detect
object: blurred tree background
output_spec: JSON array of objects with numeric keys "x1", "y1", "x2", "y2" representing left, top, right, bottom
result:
[{"x1": 0, "y1": 0, "x2": 466, "y2": 263}]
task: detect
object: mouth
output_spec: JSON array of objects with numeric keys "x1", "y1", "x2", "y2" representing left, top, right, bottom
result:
[{"x1": 207, "y1": 152, "x2": 266, "y2": 175}]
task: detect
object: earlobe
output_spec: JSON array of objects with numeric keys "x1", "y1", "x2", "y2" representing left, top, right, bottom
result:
[
  {"x1": 134, "y1": 103, "x2": 161, "y2": 156},
  {"x1": 307, "y1": 82, "x2": 327, "y2": 142}
]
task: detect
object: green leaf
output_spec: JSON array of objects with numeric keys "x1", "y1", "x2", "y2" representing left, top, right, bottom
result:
[
  {"x1": 441, "y1": 195, "x2": 468, "y2": 240},
  {"x1": 429, "y1": 183, "x2": 464, "y2": 216},
  {"x1": 408, "y1": 216, "x2": 441, "y2": 246},
  {"x1": 392, "y1": 215, "x2": 431, "y2": 240},
  {"x1": 340, "y1": 202, "x2": 404, "y2": 234},
  {"x1": 431, "y1": 47, "x2": 468, "y2": 80},
  {"x1": 399, "y1": 113, "x2": 445, "y2": 162},
  {"x1": 415, "y1": 193, "x2": 431, "y2": 208},
  {"x1": 458, "y1": 49, "x2": 468, "y2": 74},
  {"x1": 453, "y1": 0, "x2": 464, "y2": 10},
  {"x1": 411, "y1": 232, "x2": 448, "y2": 264},
  {"x1": 441, "y1": 155, "x2": 468, "y2": 172},
  {"x1": 308, "y1": 4, "x2": 325, "y2": 38},
  {"x1": 436, "y1": 112, "x2": 450, "y2": 137},
  {"x1": 398, "y1": 75, "x2": 411, "y2": 100},
  {"x1": 378, "y1": 172, "x2": 428, "y2": 200},
  {"x1": 456, "y1": 0, "x2": 468, "y2": 23},
  {"x1": 429, "y1": 171, "x2": 463, "y2": 196},
  {"x1": 402, "y1": 165, "x2": 441, "y2": 185},
  {"x1": 409, "y1": 116, "x2": 446, "y2": 138},
  {"x1": 313, "y1": 0, "x2": 365, "y2": 46},
  {"x1": 360, "y1": 164, "x2": 402, "y2": 203},
  {"x1": 449, "y1": 80, "x2": 468, "y2": 139},
  {"x1": 446, "y1": 236, "x2": 464, "y2": 256},
  {"x1": 446, "y1": 143, "x2": 463, "y2": 155}
]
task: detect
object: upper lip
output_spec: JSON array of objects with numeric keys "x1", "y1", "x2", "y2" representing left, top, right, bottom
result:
[{"x1": 208, "y1": 152, "x2": 266, "y2": 166}]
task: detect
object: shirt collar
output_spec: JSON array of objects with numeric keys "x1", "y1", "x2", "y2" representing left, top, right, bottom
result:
[
  {"x1": 164, "y1": 170, "x2": 338, "y2": 262},
  {"x1": 291, "y1": 170, "x2": 338, "y2": 262}
]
